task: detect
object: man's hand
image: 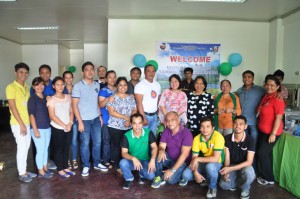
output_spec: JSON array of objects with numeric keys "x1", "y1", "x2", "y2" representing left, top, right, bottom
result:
[
  {"x1": 148, "y1": 159, "x2": 156, "y2": 173},
  {"x1": 194, "y1": 171, "x2": 206, "y2": 183},
  {"x1": 20, "y1": 124, "x2": 27, "y2": 136},
  {"x1": 189, "y1": 157, "x2": 199, "y2": 170},
  {"x1": 143, "y1": 117, "x2": 149, "y2": 126},
  {"x1": 219, "y1": 166, "x2": 231, "y2": 175},
  {"x1": 157, "y1": 150, "x2": 167, "y2": 162},
  {"x1": 78, "y1": 121, "x2": 85, "y2": 133},
  {"x1": 132, "y1": 157, "x2": 143, "y2": 171},
  {"x1": 163, "y1": 169, "x2": 174, "y2": 181}
]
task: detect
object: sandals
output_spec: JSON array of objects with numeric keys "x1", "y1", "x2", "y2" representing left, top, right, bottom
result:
[
  {"x1": 68, "y1": 161, "x2": 72, "y2": 169},
  {"x1": 73, "y1": 160, "x2": 78, "y2": 170},
  {"x1": 58, "y1": 171, "x2": 70, "y2": 178},
  {"x1": 64, "y1": 170, "x2": 76, "y2": 176}
]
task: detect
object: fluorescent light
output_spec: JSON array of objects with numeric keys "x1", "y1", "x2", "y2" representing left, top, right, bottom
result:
[
  {"x1": 181, "y1": 0, "x2": 246, "y2": 2},
  {"x1": 16, "y1": 26, "x2": 60, "y2": 30},
  {"x1": 45, "y1": 39, "x2": 79, "y2": 42},
  {"x1": 0, "y1": 0, "x2": 17, "y2": 1}
]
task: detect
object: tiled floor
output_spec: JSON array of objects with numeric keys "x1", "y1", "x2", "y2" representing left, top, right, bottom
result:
[{"x1": 0, "y1": 130, "x2": 297, "y2": 199}]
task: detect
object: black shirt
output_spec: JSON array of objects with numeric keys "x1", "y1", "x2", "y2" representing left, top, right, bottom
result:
[{"x1": 182, "y1": 79, "x2": 195, "y2": 93}]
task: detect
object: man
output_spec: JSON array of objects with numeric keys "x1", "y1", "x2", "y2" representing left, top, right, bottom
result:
[
  {"x1": 6, "y1": 62, "x2": 37, "y2": 183},
  {"x1": 181, "y1": 67, "x2": 195, "y2": 93},
  {"x1": 180, "y1": 116, "x2": 224, "y2": 199},
  {"x1": 72, "y1": 61, "x2": 108, "y2": 177},
  {"x1": 151, "y1": 111, "x2": 193, "y2": 188},
  {"x1": 119, "y1": 113, "x2": 157, "y2": 189},
  {"x1": 135, "y1": 64, "x2": 161, "y2": 137},
  {"x1": 30, "y1": 64, "x2": 55, "y2": 96},
  {"x1": 127, "y1": 67, "x2": 141, "y2": 95},
  {"x1": 95, "y1": 65, "x2": 107, "y2": 89},
  {"x1": 273, "y1": 69, "x2": 288, "y2": 106},
  {"x1": 219, "y1": 115, "x2": 255, "y2": 199}
]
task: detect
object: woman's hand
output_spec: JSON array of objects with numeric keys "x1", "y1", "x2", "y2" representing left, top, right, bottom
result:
[
  {"x1": 34, "y1": 130, "x2": 40, "y2": 138},
  {"x1": 268, "y1": 134, "x2": 276, "y2": 143}
]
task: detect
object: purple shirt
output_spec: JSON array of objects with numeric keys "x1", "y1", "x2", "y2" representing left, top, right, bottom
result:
[{"x1": 160, "y1": 125, "x2": 193, "y2": 162}]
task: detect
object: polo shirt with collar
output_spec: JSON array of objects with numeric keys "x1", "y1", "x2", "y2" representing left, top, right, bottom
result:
[
  {"x1": 72, "y1": 79, "x2": 100, "y2": 120},
  {"x1": 28, "y1": 93, "x2": 50, "y2": 129},
  {"x1": 121, "y1": 128, "x2": 156, "y2": 161},
  {"x1": 224, "y1": 132, "x2": 255, "y2": 165},
  {"x1": 192, "y1": 130, "x2": 225, "y2": 164},
  {"x1": 6, "y1": 80, "x2": 30, "y2": 125}
]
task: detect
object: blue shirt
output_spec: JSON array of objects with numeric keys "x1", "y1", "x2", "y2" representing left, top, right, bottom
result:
[
  {"x1": 99, "y1": 86, "x2": 115, "y2": 125},
  {"x1": 28, "y1": 93, "x2": 50, "y2": 129},
  {"x1": 72, "y1": 80, "x2": 100, "y2": 120},
  {"x1": 236, "y1": 84, "x2": 265, "y2": 125},
  {"x1": 30, "y1": 79, "x2": 68, "y2": 96}
]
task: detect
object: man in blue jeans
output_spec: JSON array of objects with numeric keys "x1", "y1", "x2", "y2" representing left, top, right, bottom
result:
[
  {"x1": 219, "y1": 115, "x2": 255, "y2": 199},
  {"x1": 151, "y1": 111, "x2": 193, "y2": 188},
  {"x1": 72, "y1": 61, "x2": 108, "y2": 176},
  {"x1": 119, "y1": 113, "x2": 157, "y2": 189},
  {"x1": 180, "y1": 116, "x2": 225, "y2": 199}
]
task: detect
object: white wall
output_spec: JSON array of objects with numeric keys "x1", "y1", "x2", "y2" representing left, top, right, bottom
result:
[
  {"x1": 269, "y1": 19, "x2": 284, "y2": 73},
  {"x1": 70, "y1": 49, "x2": 84, "y2": 83},
  {"x1": 0, "y1": 39, "x2": 22, "y2": 99},
  {"x1": 22, "y1": 44, "x2": 59, "y2": 84},
  {"x1": 108, "y1": 19, "x2": 270, "y2": 91},
  {"x1": 58, "y1": 45, "x2": 70, "y2": 77}
]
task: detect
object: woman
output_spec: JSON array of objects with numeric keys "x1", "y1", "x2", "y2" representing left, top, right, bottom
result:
[
  {"x1": 256, "y1": 74, "x2": 284, "y2": 185},
  {"x1": 158, "y1": 74, "x2": 187, "y2": 126},
  {"x1": 47, "y1": 76, "x2": 75, "y2": 178},
  {"x1": 63, "y1": 71, "x2": 78, "y2": 170},
  {"x1": 186, "y1": 75, "x2": 214, "y2": 137},
  {"x1": 214, "y1": 79, "x2": 241, "y2": 136},
  {"x1": 107, "y1": 77, "x2": 137, "y2": 172},
  {"x1": 28, "y1": 77, "x2": 52, "y2": 178},
  {"x1": 99, "y1": 70, "x2": 117, "y2": 169}
]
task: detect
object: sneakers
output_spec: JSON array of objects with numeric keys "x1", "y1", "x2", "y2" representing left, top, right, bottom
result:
[
  {"x1": 47, "y1": 161, "x2": 57, "y2": 170},
  {"x1": 81, "y1": 167, "x2": 90, "y2": 177},
  {"x1": 138, "y1": 176, "x2": 145, "y2": 185},
  {"x1": 26, "y1": 172, "x2": 37, "y2": 178},
  {"x1": 200, "y1": 180, "x2": 208, "y2": 187},
  {"x1": 240, "y1": 190, "x2": 250, "y2": 199},
  {"x1": 229, "y1": 187, "x2": 237, "y2": 191},
  {"x1": 206, "y1": 188, "x2": 217, "y2": 199},
  {"x1": 257, "y1": 177, "x2": 274, "y2": 185},
  {"x1": 94, "y1": 163, "x2": 108, "y2": 172},
  {"x1": 179, "y1": 179, "x2": 188, "y2": 186},
  {"x1": 151, "y1": 176, "x2": 166, "y2": 189},
  {"x1": 123, "y1": 181, "x2": 133, "y2": 189},
  {"x1": 19, "y1": 175, "x2": 32, "y2": 183},
  {"x1": 38, "y1": 172, "x2": 53, "y2": 179}
]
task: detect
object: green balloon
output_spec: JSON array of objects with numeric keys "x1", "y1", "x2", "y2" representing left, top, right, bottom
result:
[
  {"x1": 219, "y1": 62, "x2": 232, "y2": 76},
  {"x1": 145, "y1": 60, "x2": 158, "y2": 71},
  {"x1": 68, "y1": 66, "x2": 76, "y2": 73}
]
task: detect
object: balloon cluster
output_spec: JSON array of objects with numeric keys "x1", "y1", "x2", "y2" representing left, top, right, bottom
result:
[
  {"x1": 132, "y1": 54, "x2": 158, "y2": 71},
  {"x1": 219, "y1": 53, "x2": 242, "y2": 76}
]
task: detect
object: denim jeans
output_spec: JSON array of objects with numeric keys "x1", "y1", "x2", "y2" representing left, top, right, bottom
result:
[
  {"x1": 30, "y1": 128, "x2": 51, "y2": 170},
  {"x1": 219, "y1": 166, "x2": 255, "y2": 191},
  {"x1": 80, "y1": 117, "x2": 101, "y2": 168},
  {"x1": 144, "y1": 114, "x2": 158, "y2": 137},
  {"x1": 182, "y1": 162, "x2": 222, "y2": 189},
  {"x1": 101, "y1": 124, "x2": 111, "y2": 163},
  {"x1": 119, "y1": 159, "x2": 155, "y2": 181},
  {"x1": 155, "y1": 153, "x2": 187, "y2": 184},
  {"x1": 71, "y1": 120, "x2": 78, "y2": 161}
]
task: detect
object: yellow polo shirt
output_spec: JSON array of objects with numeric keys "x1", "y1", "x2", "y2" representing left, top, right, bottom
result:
[{"x1": 6, "y1": 81, "x2": 30, "y2": 125}]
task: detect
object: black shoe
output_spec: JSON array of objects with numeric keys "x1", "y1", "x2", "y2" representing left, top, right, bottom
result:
[
  {"x1": 123, "y1": 181, "x2": 133, "y2": 189},
  {"x1": 138, "y1": 176, "x2": 145, "y2": 185}
]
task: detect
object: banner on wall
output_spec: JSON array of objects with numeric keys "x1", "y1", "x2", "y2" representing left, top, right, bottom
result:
[{"x1": 156, "y1": 42, "x2": 221, "y2": 95}]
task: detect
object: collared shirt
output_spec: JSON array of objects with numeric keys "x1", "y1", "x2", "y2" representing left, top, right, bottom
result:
[
  {"x1": 99, "y1": 86, "x2": 116, "y2": 125},
  {"x1": 192, "y1": 130, "x2": 225, "y2": 163},
  {"x1": 95, "y1": 79, "x2": 107, "y2": 90},
  {"x1": 72, "y1": 79, "x2": 100, "y2": 120},
  {"x1": 160, "y1": 125, "x2": 193, "y2": 162},
  {"x1": 236, "y1": 84, "x2": 265, "y2": 125},
  {"x1": 28, "y1": 93, "x2": 50, "y2": 129},
  {"x1": 121, "y1": 128, "x2": 156, "y2": 161},
  {"x1": 6, "y1": 80, "x2": 30, "y2": 125},
  {"x1": 224, "y1": 132, "x2": 255, "y2": 165}
]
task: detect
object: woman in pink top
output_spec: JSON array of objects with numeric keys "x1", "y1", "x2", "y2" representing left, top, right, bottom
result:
[{"x1": 159, "y1": 74, "x2": 187, "y2": 126}]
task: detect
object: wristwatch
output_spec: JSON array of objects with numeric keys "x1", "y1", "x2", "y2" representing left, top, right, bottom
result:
[{"x1": 171, "y1": 168, "x2": 177, "y2": 173}]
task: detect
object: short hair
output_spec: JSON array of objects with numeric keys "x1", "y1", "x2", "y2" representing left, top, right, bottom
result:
[
  {"x1": 220, "y1": 79, "x2": 232, "y2": 88},
  {"x1": 184, "y1": 67, "x2": 193, "y2": 74},
  {"x1": 62, "y1": 71, "x2": 73, "y2": 78},
  {"x1": 130, "y1": 113, "x2": 144, "y2": 123},
  {"x1": 242, "y1": 70, "x2": 254, "y2": 78},
  {"x1": 14, "y1": 62, "x2": 29, "y2": 72},
  {"x1": 97, "y1": 65, "x2": 107, "y2": 73},
  {"x1": 31, "y1": 77, "x2": 44, "y2": 87},
  {"x1": 130, "y1": 67, "x2": 142, "y2": 74},
  {"x1": 52, "y1": 76, "x2": 64, "y2": 85},
  {"x1": 194, "y1": 75, "x2": 208, "y2": 91},
  {"x1": 273, "y1": 69, "x2": 284, "y2": 79},
  {"x1": 200, "y1": 116, "x2": 215, "y2": 127},
  {"x1": 264, "y1": 74, "x2": 281, "y2": 92},
  {"x1": 169, "y1": 74, "x2": 182, "y2": 89},
  {"x1": 233, "y1": 115, "x2": 247, "y2": 124},
  {"x1": 105, "y1": 70, "x2": 116, "y2": 78},
  {"x1": 82, "y1": 61, "x2": 94, "y2": 72},
  {"x1": 116, "y1": 76, "x2": 128, "y2": 86},
  {"x1": 39, "y1": 64, "x2": 51, "y2": 73},
  {"x1": 144, "y1": 64, "x2": 155, "y2": 72}
]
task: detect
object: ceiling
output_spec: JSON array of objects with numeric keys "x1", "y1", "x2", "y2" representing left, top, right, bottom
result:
[{"x1": 1, "y1": 0, "x2": 300, "y2": 49}]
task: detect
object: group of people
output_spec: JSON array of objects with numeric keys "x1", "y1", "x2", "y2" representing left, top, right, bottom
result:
[{"x1": 6, "y1": 61, "x2": 286, "y2": 199}]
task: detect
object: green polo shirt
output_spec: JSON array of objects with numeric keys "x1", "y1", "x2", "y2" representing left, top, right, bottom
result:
[{"x1": 121, "y1": 128, "x2": 156, "y2": 161}]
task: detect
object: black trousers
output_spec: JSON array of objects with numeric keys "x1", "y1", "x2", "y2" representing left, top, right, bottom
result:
[
  {"x1": 257, "y1": 132, "x2": 279, "y2": 181},
  {"x1": 108, "y1": 127, "x2": 128, "y2": 169},
  {"x1": 51, "y1": 126, "x2": 72, "y2": 171}
]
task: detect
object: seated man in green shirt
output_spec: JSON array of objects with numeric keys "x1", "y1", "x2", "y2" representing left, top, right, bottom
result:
[{"x1": 119, "y1": 113, "x2": 158, "y2": 190}]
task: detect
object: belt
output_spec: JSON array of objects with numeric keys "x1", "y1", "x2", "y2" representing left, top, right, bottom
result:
[{"x1": 144, "y1": 112, "x2": 157, "y2": 116}]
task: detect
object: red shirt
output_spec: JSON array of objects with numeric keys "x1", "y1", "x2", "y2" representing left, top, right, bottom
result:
[{"x1": 257, "y1": 93, "x2": 284, "y2": 136}]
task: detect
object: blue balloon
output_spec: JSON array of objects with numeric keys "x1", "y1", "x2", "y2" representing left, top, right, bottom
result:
[
  {"x1": 228, "y1": 53, "x2": 242, "y2": 67},
  {"x1": 133, "y1": 54, "x2": 146, "y2": 68}
]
